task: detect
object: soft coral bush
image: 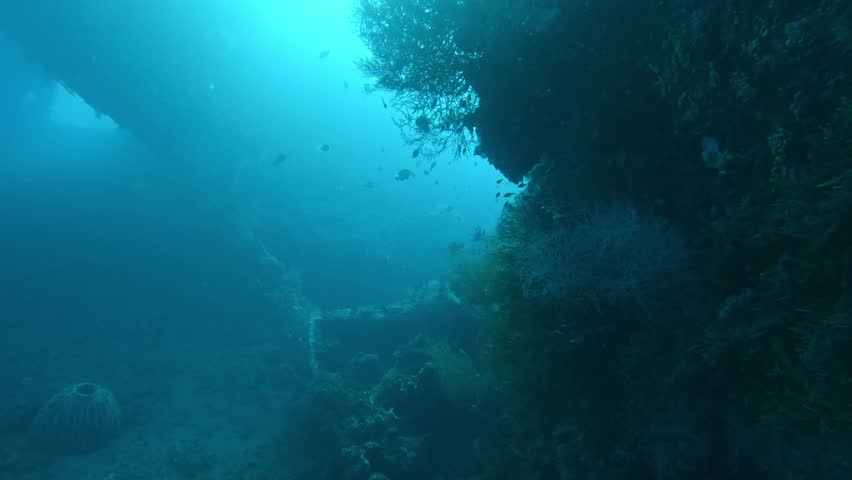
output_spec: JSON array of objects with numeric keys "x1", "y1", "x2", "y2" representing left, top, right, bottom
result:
[{"x1": 518, "y1": 204, "x2": 689, "y2": 311}]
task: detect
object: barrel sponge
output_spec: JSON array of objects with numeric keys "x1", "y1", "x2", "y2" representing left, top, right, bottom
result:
[{"x1": 31, "y1": 382, "x2": 121, "y2": 454}]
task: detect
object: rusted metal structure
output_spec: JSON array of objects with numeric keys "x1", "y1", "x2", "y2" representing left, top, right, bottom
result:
[{"x1": 0, "y1": 1, "x2": 255, "y2": 162}]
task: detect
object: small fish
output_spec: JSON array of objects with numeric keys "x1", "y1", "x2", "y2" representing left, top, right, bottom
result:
[
  {"x1": 273, "y1": 154, "x2": 287, "y2": 166},
  {"x1": 554, "y1": 321, "x2": 577, "y2": 337},
  {"x1": 429, "y1": 161, "x2": 436, "y2": 170},
  {"x1": 316, "y1": 144, "x2": 331, "y2": 152},
  {"x1": 434, "y1": 180, "x2": 440, "y2": 185},
  {"x1": 518, "y1": 181, "x2": 526, "y2": 188},
  {"x1": 423, "y1": 170, "x2": 429, "y2": 175},
  {"x1": 381, "y1": 147, "x2": 385, "y2": 153},
  {"x1": 343, "y1": 81, "x2": 349, "y2": 89},
  {"x1": 381, "y1": 98, "x2": 387, "y2": 109},
  {"x1": 503, "y1": 192, "x2": 514, "y2": 198},
  {"x1": 447, "y1": 241, "x2": 465, "y2": 254},
  {"x1": 471, "y1": 226, "x2": 486, "y2": 241},
  {"x1": 319, "y1": 50, "x2": 330, "y2": 58},
  {"x1": 412, "y1": 147, "x2": 420, "y2": 158},
  {"x1": 495, "y1": 192, "x2": 501, "y2": 198},
  {"x1": 496, "y1": 179, "x2": 503, "y2": 184},
  {"x1": 364, "y1": 181, "x2": 377, "y2": 189},
  {"x1": 396, "y1": 169, "x2": 414, "y2": 181}
]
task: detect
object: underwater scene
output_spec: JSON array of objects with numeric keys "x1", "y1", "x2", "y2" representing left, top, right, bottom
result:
[{"x1": 1, "y1": 1, "x2": 850, "y2": 479}]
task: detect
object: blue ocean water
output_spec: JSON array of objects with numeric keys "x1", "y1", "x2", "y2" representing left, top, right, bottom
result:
[{"x1": 0, "y1": 3, "x2": 510, "y2": 479}]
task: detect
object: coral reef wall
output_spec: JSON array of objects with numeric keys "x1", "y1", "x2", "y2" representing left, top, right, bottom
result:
[{"x1": 357, "y1": 0, "x2": 852, "y2": 478}]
